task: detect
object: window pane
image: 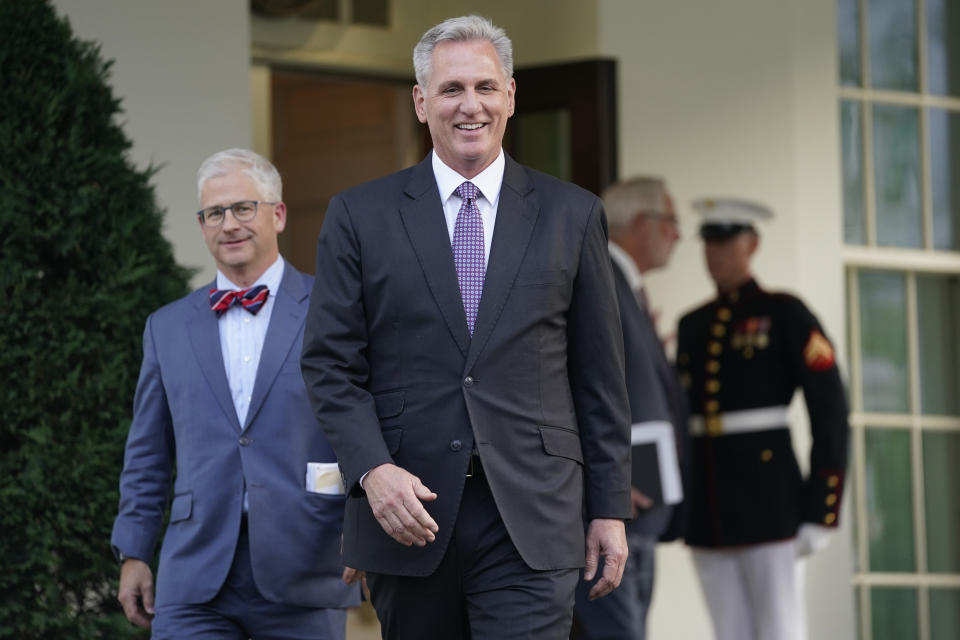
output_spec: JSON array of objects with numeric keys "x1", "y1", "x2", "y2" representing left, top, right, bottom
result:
[
  {"x1": 842, "y1": 101, "x2": 866, "y2": 244},
  {"x1": 858, "y1": 271, "x2": 909, "y2": 412},
  {"x1": 930, "y1": 588, "x2": 960, "y2": 640},
  {"x1": 871, "y1": 587, "x2": 918, "y2": 640},
  {"x1": 865, "y1": 429, "x2": 915, "y2": 571},
  {"x1": 926, "y1": 0, "x2": 960, "y2": 97},
  {"x1": 873, "y1": 105, "x2": 922, "y2": 248},
  {"x1": 868, "y1": 0, "x2": 918, "y2": 91},
  {"x1": 930, "y1": 109, "x2": 960, "y2": 251},
  {"x1": 916, "y1": 275, "x2": 960, "y2": 415},
  {"x1": 923, "y1": 431, "x2": 960, "y2": 573},
  {"x1": 514, "y1": 109, "x2": 572, "y2": 182},
  {"x1": 837, "y1": 0, "x2": 861, "y2": 86}
]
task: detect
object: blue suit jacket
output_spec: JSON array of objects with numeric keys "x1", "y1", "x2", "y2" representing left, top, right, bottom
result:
[{"x1": 111, "y1": 264, "x2": 359, "y2": 609}]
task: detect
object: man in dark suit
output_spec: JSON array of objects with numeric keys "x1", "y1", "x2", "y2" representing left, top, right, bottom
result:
[
  {"x1": 112, "y1": 149, "x2": 358, "y2": 639},
  {"x1": 300, "y1": 15, "x2": 632, "y2": 640},
  {"x1": 573, "y1": 177, "x2": 690, "y2": 639},
  {"x1": 676, "y1": 198, "x2": 848, "y2": 640}
]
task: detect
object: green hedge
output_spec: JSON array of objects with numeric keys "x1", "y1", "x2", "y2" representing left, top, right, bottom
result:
[{"x1": 0, "y1": 1, "x2": 191, "y2": 636}]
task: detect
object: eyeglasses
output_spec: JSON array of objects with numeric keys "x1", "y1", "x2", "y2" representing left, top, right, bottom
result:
[{"x1": 196, "y1": 200, "x2": 276, "y2": 227}]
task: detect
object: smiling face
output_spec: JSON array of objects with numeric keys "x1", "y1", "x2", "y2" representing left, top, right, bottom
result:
[
  {"x1": 199, "y1": 168, "x2": 286, "y2": 286},
  {"x1": 412, "y1": 38, "x2": 515, "y2": 178}
]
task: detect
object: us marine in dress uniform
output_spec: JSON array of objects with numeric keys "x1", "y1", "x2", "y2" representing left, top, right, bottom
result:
[{"x1": 676, "y1": 199, "x2": 849, "y2": 640}]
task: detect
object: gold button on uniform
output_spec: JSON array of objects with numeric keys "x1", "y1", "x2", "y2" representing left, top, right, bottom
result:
[
  {"x1": 826, "y1": 494, "x2": 837, "y2": 506},
  {"x1": 761, "y1": 449, "x2": 773, "y2": 462},
  {"x1": 709, "y1": 341, "x2": 723, "y2": 355},
  {"x1": 706, "y1": 379, "x2": 720, "y2": 393},
  {"x1": 712, "y1": 324, "x2": 726, "y2": 337},
  {"x1": 706, "y1": 360, "x2": 720, "y2": 374},
  {"x1": 827, "y1": 475, "x2": 839, "y2": 488},
  {"x1": 824, "y1": 513, "x2": 836, "y2": 525},
  {"x1": 706, "y1": 400, "x2": 720, "y2": 413},
  {"x1": 717, "y1": 308, "x2": 731, "y2": 321}
]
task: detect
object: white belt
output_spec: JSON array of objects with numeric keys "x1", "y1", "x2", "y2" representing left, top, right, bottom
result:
[{"x1": 689, "y1": 406, "x2": 790, "y2": 436}]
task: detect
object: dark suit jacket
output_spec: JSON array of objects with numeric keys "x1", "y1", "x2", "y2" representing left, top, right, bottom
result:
[
  {"x1": 610, "y1": 261, "x2": 691, "y2": 542},
  {"x1": 301, "y1": 153, "x2": 631, "y2": 576},
  {"x1": 112, "y1": 264, "x2": 359, "y2": 609}
]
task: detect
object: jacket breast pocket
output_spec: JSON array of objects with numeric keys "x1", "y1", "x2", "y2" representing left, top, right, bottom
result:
[
  {"x1": 169, "y1": 492, "x2": 193, "y2": 523},
  {"x1": 539, "y1": 425, "x2": 583, "y2": 464}
]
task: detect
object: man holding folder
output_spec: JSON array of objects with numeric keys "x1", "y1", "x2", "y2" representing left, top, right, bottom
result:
[{"x1": 573, "y1": 176, "x2": 690, "y2": 640}]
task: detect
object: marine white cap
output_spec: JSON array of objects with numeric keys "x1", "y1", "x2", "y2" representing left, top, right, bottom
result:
[{"x1": 693, "y1": 197, "x2": 773, "y2": 240}]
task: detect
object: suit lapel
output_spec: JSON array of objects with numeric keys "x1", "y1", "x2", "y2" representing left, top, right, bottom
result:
[
  {"x1": 399, "y1": 156, "x2": 471, "y2": 356},
  {"x1": 465, "y1": 156, "x2": 538, "y2": 373},
  {"x1": 187, "y1": 284, "x2": 242, "y2": 431},
  {"x1": 244, "y1": 264, "x2": 305, "y2": 431}
]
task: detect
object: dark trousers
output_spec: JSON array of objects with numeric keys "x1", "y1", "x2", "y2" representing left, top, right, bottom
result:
[
  {"x1": 367, "y1": 462, "x2": 579, "y2": 640},
  {"x1": 151, "y1": 519, "x2": 347, "y2": 640}
]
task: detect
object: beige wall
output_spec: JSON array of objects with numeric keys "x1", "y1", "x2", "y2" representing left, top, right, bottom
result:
[
  {"x1": 599, "y1": 1, "x2": 854, "y2": 638},
  {"x1": 252, "y1": 0, "x2": 598, "y2": 74},
  {"x1": 52, "y1": 0, "x2": 251, "y2": 287}
]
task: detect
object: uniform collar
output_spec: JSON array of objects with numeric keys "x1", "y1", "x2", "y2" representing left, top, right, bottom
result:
[{"x1": 718, "y1": 277, "x2": 760, "y2": 305}]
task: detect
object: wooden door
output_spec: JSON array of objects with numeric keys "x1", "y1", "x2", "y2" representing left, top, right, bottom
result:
[{"x1": 271, "y1": 69, "x2": 425, "y2": 274}]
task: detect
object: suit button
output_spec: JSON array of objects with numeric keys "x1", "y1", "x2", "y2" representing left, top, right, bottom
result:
[
  {"x1": 761, "y1": 449, "x2": 773, "y2": 462},
  {"x1": 450, "y1": 440, "x2": 462, "y2": 452},
  {"x1": 239, "y1": 437, "x2": 251, "y2": 446},
  {"x1": 463, "y1": 376, "x2": 474, "y2": 387},
  {"x1": 824, "y1": 513, "x2": 837, "y2": 525},
  {"x1": 826, "y1": 493, "x2": 837, "y2": 506}
]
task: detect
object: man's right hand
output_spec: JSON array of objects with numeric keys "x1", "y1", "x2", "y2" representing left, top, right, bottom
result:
[
  {"x1": 117, "y1": 558, "x2": 155, "y2": 628},
  {"x1": 364, "y1": 463, "x2": 439, "y2": 546}
]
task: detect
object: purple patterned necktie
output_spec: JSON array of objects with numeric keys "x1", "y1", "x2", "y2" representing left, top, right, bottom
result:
[{"x1": 452, "y1": 181, "x2": 485, "y2": 335}]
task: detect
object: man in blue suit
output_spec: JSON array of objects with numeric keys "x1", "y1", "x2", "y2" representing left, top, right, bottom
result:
[{"x1": 111, "y1": 149, "x2": 359, "y2": 639}]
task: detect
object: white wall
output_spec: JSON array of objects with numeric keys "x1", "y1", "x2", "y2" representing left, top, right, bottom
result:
[
  {"x1": 52, "y1": 0, "x2": 251, "y2": 286},
  {"x1": 599, "y1": 1, "x2": 854, "y2": 638}
]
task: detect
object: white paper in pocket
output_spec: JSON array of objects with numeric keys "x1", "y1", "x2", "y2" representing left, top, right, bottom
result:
[{"x1": 305, "y1": 462, "x2": 345, "y2": 495}]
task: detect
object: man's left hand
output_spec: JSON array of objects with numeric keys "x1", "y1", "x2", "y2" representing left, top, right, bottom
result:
[{"x1": 583, "y1": 518, "x2": 628, "y2": 600}]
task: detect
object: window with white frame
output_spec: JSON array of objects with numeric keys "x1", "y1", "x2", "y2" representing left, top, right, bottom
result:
[{"x1": 837, "y1": 0, "x2": 960, "y2": 639}]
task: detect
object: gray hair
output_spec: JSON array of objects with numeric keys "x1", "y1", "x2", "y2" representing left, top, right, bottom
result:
[
  {"x1": 602, "y1": 176, "x2": 669, "y2": 230},
  {"x1": 413, "y1": 15, "x2": 513, "y2": 88},
  {"x1": 196, "y1": 148, "x2": 282, "y2": 204}
]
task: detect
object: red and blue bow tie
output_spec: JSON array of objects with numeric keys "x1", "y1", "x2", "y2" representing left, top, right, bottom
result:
[{"x1": 209, "y1": 284, "x2": 269, "y2": 317}]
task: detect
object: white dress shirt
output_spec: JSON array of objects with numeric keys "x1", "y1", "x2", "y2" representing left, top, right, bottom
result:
[
  {"x1": 432, "y1": 149, "x2": 505, "y2": 267},
  {"x1": 216, "y1": 255, "x2": 284, "y2": 427},
  {"x1": 608, "y1": 241, "x2": 644, "y2": 295}
]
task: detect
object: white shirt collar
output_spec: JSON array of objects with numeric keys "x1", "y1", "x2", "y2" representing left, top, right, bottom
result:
[
  {"x1": 608, "y1": 242, "x2": 644, "y2": 293},
  {"x1": 216, "y1": 254, "x2": 285, "y2": 293},
  {"x1": 432, "y1": 149, "x2": 505, "y2": 209}
]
